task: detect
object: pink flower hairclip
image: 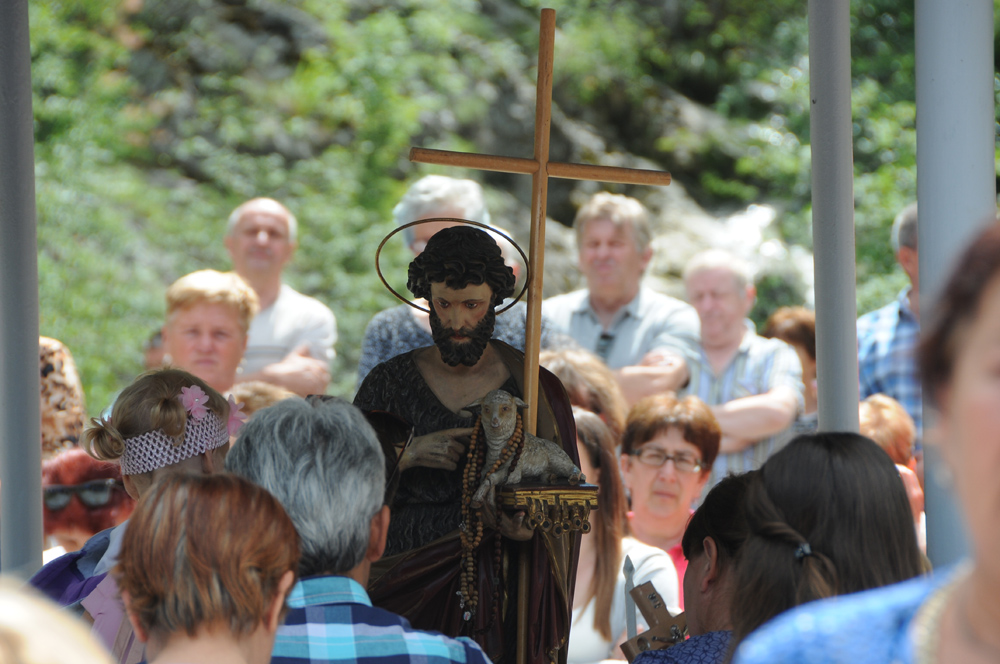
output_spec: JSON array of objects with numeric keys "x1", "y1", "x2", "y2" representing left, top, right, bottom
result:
[
  {"x1": 180, "y1": 385, "x2": 209, "y2": 420},
  {"x1": 227, "y1": 394, "x2": 247, "y2": 436}
]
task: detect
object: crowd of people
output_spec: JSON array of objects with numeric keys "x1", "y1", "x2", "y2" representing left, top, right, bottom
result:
[{"x1": 17, "y1": 179, "x2": 989, "y2": 664}]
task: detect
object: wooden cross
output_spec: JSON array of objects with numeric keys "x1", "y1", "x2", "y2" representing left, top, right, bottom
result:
[{"x1": 410, "y1": 8, "x2": 671, "y2": 437}]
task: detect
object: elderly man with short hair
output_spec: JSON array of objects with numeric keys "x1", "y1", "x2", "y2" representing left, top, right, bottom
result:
[
  {"x1": 226, "y1": 397, "x2": 492, "y2": 664},
  {"x1": 225, "y1": 197, "x2": 336, "y2": 396},
  {"x1": 543, "y1": 192, "x2": 700, "y2": 405},
  {"x1": 681, "y1": 249, "x2": 802, "y2": 488}
]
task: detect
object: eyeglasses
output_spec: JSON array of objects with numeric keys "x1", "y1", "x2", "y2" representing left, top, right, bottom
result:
[
  {"x1": 43, "y1": 479, "x2": 125, "y2": 511},
  {"x1": 628, "y1": 448, "x2": 703, "y2": 474}
]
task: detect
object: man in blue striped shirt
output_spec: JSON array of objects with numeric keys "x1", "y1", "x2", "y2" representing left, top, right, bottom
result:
[
  {"x1": 225, "y1": 397, "x2": 492, "y2": 664},
  {"x1": 681, "y1": 250, "x2": 803, "y2": 489}
]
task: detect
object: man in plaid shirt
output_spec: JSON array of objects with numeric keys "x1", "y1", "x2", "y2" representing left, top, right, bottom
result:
[
  {"x1": 681, "y1": 250, "x2": 803, "y2": 489},
  {"x1": 857, "y1": 203, "x2": 923, "y2": 450},
  {"x1": 226, "y1": 397, "x2": 491, "y2": 664}
]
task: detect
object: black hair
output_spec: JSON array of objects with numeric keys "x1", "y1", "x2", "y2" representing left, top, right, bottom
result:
[{"x1": 406, "y1": 226, "x2": 515, "y2": 306}]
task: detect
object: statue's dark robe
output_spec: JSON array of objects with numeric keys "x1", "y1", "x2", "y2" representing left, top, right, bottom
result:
[{"x1": 354, "y1": 340, "x2": 579, "y2": 664}]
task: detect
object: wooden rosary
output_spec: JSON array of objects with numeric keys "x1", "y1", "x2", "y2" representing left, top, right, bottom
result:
[{"x1": 458, "y1": 411, "x2": 526, "y2": 625}]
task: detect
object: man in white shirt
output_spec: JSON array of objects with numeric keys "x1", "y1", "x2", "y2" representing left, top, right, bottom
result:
[
  {"x1": 543, "y1": 193, "x2": 700, "y2": 405},
  {"x1": 225, "y1": 197, "x2": 336, "y2": 396}
]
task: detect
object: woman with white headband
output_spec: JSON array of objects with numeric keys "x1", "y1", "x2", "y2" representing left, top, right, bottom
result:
[{"x1": 29, "y1": 368, "x2": 245, "y2": 663}]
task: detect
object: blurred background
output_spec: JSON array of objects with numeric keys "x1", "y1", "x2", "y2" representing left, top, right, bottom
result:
[{"x1": 31, "y1": 0, "x2": 984, "y2": 407}]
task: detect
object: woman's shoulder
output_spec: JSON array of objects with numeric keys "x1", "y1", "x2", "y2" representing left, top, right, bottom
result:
[
  {"x1": 620, "y1": 537, "x2": 680, "y2": 608},
  {"x1": 732, "y1": 571, "x2": 951, "y2": 664},
  {"x1": 622, "y1": 537, "x2": 677, "y2": 570}
]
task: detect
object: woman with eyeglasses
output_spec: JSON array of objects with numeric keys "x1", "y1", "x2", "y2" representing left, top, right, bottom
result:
[
  {"x1": 621, "y1": 394, "x2": 721, "y2": 608},
  {"x1": 29, "y1": 368, "x2": 242, "y2": 663},
  {"x1": 569, "y1": 408, "x2": 682, "y2": 664}
]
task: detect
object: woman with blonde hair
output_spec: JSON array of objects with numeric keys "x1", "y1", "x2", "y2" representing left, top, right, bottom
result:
[
  {"x1": 162, "y1": 269, "x2": 259, "y2": 394},
  {"x1": 0, "y1": 583, "x2": 114, "y2": 664},
  {"x1": 859, "y1": 394, "x2": 924, "y2": 548},
  {"x1": 117, "y1": 473, "x2": 298, "y2": 664},
  {"x1": 30, "y1": 368, "x2": 244, "y2": 663}
]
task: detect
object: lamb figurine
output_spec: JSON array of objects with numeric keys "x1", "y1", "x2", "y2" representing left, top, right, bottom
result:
[{"x1": 469, "y1": 389, "x2": 584, "y2": 506}]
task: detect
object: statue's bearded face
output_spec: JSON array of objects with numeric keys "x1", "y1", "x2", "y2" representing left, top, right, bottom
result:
[{"x1": 428, "y1": 282, "x2": 497, "y2": 367}]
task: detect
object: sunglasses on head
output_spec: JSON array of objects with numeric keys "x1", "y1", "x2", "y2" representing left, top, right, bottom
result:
[{"x1": 43, "y1": 478, "x2": 125, "y2": 511}]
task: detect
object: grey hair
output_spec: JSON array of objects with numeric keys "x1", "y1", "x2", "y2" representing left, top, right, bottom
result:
[
  {"x1": 226, "y1": 197, "x2": 298, "y2": 243},
  {"x1": 683, "y1": 249, "x2": 756, "y2": 289},
  {"x1": 392, "y1": 175, "x2": 491, "y2": 246},
  {"x1": 573, "y1": 192, "x2": 652, "y2": 253},
  {"x1": 891, "y1": 202, "x2": 918, "y2": 253},
  {"x1": 225, "y1": 397, "x2": 384, "y2": 577}
]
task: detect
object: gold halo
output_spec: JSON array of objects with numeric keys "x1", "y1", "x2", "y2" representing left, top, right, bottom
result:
[{"x1": 375, "y1": 218, "x2": 531, "y2": 315}]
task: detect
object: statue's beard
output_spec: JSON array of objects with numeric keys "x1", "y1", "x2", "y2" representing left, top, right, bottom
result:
[{"x1": 429, "y1": 307, "x2": 496, "y2": 367}]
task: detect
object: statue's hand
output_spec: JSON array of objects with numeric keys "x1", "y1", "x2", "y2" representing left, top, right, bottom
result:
[
  {"x1": 481, "y1": 501, "x2": 534, "y2": 541},
  {"x1": 399, "y1": 428, "x2": 474, "y2": 472}
]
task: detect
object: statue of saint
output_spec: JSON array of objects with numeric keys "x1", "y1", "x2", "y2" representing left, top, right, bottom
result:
[{"x1": 355, "y1": 225, "x2": 579, "y2": 664}]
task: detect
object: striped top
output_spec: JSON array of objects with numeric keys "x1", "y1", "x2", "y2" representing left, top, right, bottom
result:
[
  {"x1": 682, "y1": 321, "x2": 802, "y2": 486},
  {"x1": 272, "y1": 575, "x2": 491, "y2": 664}
]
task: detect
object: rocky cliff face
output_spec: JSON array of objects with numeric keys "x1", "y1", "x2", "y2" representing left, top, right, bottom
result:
[{"x1": 121, "y1": 0, "x2": 812, "y2": 301}]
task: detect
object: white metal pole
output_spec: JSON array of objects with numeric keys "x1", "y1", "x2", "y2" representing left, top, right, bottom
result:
[
  {"x1": 0, "y1": 0, "x2": 43, "y2": 577},
  {"x1": 916, "y1": 0, "x2": 995, "y2": 567},
  {"x1": 808, "y1": 0, "x2": 860, "y2": 432}
]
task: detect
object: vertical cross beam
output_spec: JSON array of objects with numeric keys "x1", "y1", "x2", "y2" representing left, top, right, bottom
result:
[{"x1": 409, "y1": 8, "x2": 671, "y2": 435}]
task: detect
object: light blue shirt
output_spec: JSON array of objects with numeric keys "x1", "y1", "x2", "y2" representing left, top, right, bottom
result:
[
  {"x1": 732, "y1": 569, "x2": 960, "y2": 664},
  {"x1": 542, "y1": 287, "x2": 700, "y2": 369}
]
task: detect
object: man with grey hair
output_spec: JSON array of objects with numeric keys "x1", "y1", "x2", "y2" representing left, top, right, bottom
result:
[
  {"x1": 226, "y1": 397, "x2": 491, "y2": 664},
  {"x1": 682, "y1": 249, "x2": 802, "y2": 488},
  {"x1": 543, "y1": 192, "x2": 700, "y2": 405},
  {"x1": 857, "y1": 202, "x2": 923, "y2": 446},
  {"x1": 357, "y1": 175, "x2": 573, "y2": 385},
  {"x1": 225, "y1": 197, "x2": 336, "y2": 396}
]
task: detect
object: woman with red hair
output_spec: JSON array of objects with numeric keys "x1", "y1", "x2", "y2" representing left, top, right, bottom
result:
[{"x1": 117, "y1": 472, "x2": 298, "y2": 664}]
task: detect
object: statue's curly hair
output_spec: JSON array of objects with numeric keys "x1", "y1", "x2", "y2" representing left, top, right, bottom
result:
[{"x1": 406, "y1": 226, "x2": 515, "y2": 305}]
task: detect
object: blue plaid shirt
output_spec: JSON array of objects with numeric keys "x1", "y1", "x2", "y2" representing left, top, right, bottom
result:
[
  {"x1": 683, "y1": 321, "x2": 803, "y2": 488},
  {"x1": 272, "y1": 576, "x2": 491, "y2": 664},
  {"x1": 857, "y1": 288, "x2": 922, "y2": 446}
]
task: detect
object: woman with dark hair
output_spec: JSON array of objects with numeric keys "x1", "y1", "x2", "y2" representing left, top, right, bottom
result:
[
  {"x1": 621, "y1": 394, "x2": 721, "y2": 605},
  {"x1": 732, "y1": 220, "x2": 1000, "y2": 664},
  {"x1": 634, "y1": 473, "x2": 752, "y2": 664},
  {"x1": 569, "y1": 408, "x2": 680, "y2": 664},
  {"x1": 730, "y1": 433, "x2": 925, "y2": 661}
]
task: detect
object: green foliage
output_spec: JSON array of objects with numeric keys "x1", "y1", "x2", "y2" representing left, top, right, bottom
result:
[{"x1": 30, "y1": 0, "x2": 983, "y2": 412}]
